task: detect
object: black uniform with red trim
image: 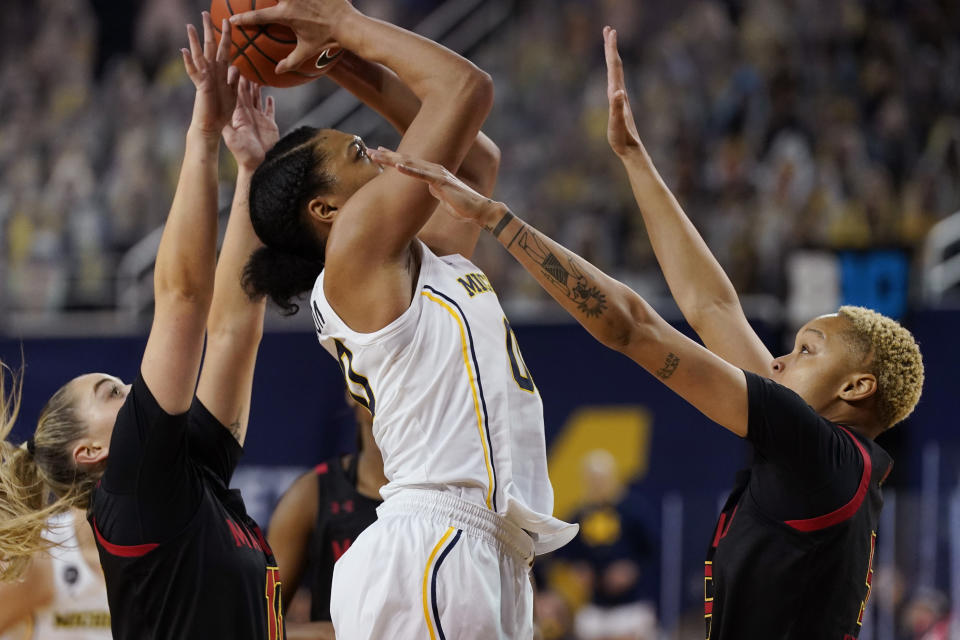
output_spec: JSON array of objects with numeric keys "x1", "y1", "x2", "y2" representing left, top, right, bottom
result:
[
  {"x1": 704, "y1": 372, "x2": 893, "y2": 640},
  {"x1": 306, "y1": 455, "x2": 381, "y2": 622},
  {"x1": 88, "y1": 374, "x2": 284, "y2": 640}
]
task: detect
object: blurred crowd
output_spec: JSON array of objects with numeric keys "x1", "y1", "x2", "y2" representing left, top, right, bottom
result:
[
  {"x1": 0, "y1": 0, "x2": 436, "y2": 313},
  {"x1": 472, "y1": 0, "x2": 960, "y2": 314},
  {"x1": 2, "y1": 0, "x2": 960, "y2": 315}
]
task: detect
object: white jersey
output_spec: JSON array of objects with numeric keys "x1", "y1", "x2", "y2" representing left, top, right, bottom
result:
[
  {"x1": 310, "y1": 241, "x2": 577, "y2": 554},
  {"x1": 33, "y1": 513, "x2": 111, "y2": 639}
]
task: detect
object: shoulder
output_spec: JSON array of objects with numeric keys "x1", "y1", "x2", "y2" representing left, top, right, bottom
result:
[{"x1": 279, "y1": 469, "x2": 322, "y2": 511}]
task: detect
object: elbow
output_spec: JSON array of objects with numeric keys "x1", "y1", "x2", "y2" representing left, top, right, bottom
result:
[
  {"x1": 458, "y1": 66, "x2": 494, "y2": 118},
  {"x1": 595, "y1": 289, "x2": 655, "y2": 353}
]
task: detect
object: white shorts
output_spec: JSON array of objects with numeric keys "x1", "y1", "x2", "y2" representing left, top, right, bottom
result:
[{"x1": 330, "y1": 489, "x2": 536, "y2": 639}]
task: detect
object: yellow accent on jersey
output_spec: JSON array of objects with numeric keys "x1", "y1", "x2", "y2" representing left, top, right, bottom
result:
[
  {"x1": 422, "y1": 527, "x2": 456, "y2": 640},
  {"x1": 421, "y1": 290, "x2": 495, "y2": 510}
]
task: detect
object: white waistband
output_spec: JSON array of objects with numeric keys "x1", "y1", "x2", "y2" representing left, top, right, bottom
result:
[{"x1": 378, "y1": 489, "x2": 535, "y2": 563}]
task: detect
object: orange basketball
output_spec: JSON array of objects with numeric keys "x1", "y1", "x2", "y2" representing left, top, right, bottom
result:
[{"x1": 209, "y1": 0, "x2": 343, "y2": 88}]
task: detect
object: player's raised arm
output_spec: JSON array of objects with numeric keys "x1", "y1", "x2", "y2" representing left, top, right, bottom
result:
[
  {"x1": 603, "y1": 28, "x2": 772, "y2": 374},
  {"x1": 326, "y1": 52, "x2": 500, "y2": 259},
  {"x1": 369, "y1": 149, "x2": 750, "y2": 437},
  {"x1": 233, "y1": 0, "x2": 492, "y2": 331},
  {"x1": 195, "y1": 78, "x2": 278, "y2": 445},
  {"x1": 141, "y1": 13, "x2": 239, "y2": 414}
]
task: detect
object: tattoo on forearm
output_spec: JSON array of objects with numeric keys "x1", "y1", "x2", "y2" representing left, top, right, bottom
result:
[
  {"x1": 656, "y1": 353, "x2": 680, "y2": 379},
  {"x1": 491, "y1": 209, "x2": 514, "y2": 238},
  {"x1": 514, "y1": 229, "x2": 608, "y2": 318}
]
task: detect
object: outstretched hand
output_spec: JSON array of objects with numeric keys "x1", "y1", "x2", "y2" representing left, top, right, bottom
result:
[
  {"x1": 229, "y1": 0, "x2": 354, "y2": 74},
  {"x1": 367, "y1": 148, "x2": 507, "y2": 230},
  {"x1": 223, "y1": 77, "x2": 279, "y2": 170},
  {"x1": 182, "y1": 12, "x2": 240, "y2": 138},
  {"x1": 604, "y1": 26, "x2": 643, "y2": 158}
]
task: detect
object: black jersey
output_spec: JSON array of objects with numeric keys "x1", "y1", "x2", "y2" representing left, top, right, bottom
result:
[
  {"x1": 88, "y1": 374, "x2": 284, "y2": 640},
  {"x1": 306, "y1": 455, "x2": 380, "y2": 622},
  {"x1": 704, "y1": 372, "x2": 893, "y2": 640}
]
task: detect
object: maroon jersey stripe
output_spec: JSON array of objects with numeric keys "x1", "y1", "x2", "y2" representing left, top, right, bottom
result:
[
  {"x1": 784, "y1": 427, "x2": 871, "y2": 532},
  {"x1": 92, "y1": 518, "x2": 159, "y2": 558}
]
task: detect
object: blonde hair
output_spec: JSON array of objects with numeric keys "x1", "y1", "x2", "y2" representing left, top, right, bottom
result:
[
  {"x1": 837, "y1": 306, "x2": 925, "y2": 429},
  {"x1": 0, "y1": 361, "x2": 99, "y2": 581}
]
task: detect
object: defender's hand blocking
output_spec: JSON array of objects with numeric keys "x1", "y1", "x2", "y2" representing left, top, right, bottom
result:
[
  {"x1": 229, "y1": 0, "x2": 353, "y2": 74},
  {"x1": 368, "y1": 148, "x2": 508, "y2": 231},
  {"x1": 604, "y1": 26, "x2": 643, "y2": 158},
  {"x1": 182, "y1": 12, "x2": 240, "y2": 137},
  {"x1": 222, "y1": 77, "x2": 279, "y2": 170}
]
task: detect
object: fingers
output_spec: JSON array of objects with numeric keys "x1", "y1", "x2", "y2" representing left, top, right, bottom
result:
[
  {"x1": 604, "y1": 25, "x2": 626, "y2": 99},
  {"x1": 229, "y1": 4, "x2": 286, "y2": 28},
  {"x1": 366, "y1": 147, "x2": 404, "y2": 168},
  {"x1": 276, "y1": 40, "x2": 315, "y2": 74},
  {"x1": 228, "y1": 65, "x2": 240, "y2": 87},
  {"x1": 216, "y1": 18, "x2": 232, "y2": 64},
  {"x1": 264, "y1": 95, "x2": 276, "y2": 119},
  {"x1": 187, "y1": 23, "x2": 204, "y2": 72},
  {"x1": 396, "y1": 164, "x2": 434, "y2": 181},
  {"x1": 181, "y1": 48, "x2": 199, "y2": 79},
  {"x1": 202, "y1": 12, "x2": 217, "y2": 62}
]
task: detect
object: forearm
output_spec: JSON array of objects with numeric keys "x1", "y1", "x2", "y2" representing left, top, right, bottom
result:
[
  {"x1": 620, "y1": 152, "x2": 742, "y2": 328},
  {"x1": 486, "y1": 208, "x2": 749, "y2": 434},
  {"x1": 486, "y1": 209, "x2": 642, "y2": 350},
  {"x1": 333, "y1": 10, "x2": 488, "y2": 104},
  {"x1": 206, "y1": 168, "x2": 267, "y2": 337},
  {"x1": 153, "y1": 128, "x2": 221, "y2": 305},
  {"x1": 328, "y1": 55, "x2": 501, "y2": 191}
]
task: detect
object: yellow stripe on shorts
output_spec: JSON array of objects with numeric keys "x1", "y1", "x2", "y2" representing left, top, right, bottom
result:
[{"x1": 422, "y1": 526, "x2": 456, "y2": 640}]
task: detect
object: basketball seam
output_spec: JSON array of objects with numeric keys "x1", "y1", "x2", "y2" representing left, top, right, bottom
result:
[{"x1": 230, "y1": 20, "x2": 314, "y2": 78}]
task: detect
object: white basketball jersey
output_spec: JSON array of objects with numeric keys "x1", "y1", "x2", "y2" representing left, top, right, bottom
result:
[
  {"x1": 32, "y1": 513, "x2": 111, "y2": 639},
  {"x1": 310, "y1": 242, "x2": 578, "y2": 554}
]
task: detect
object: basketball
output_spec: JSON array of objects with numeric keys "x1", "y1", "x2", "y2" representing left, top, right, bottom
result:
[{"x1": 209, "y1": 0, "x2": 343, "y2": 88}]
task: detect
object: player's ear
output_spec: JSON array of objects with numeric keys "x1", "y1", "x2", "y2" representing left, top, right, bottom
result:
[
  {"x1": 838, "y1": 372, "x2": 877, "y2": 403},
  {"x1": 307, "y1": 196, "x2": 338, "y2": 223}
]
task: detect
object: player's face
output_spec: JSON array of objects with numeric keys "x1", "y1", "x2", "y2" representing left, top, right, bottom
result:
[
  {"x1": 312, "y1": 129, "x2": 382, "y2": 204},
  {"x1": 770, "y1": 315, "x2": 859, "y2": 413},
  {"x1": 70, "y1": 373, "x2": 131, "y2": 457}
]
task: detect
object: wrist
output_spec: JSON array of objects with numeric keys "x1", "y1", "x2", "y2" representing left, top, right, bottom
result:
[
  {"x1": 186, "y1": 126, "x2": 222, "y2": 151},
  {"x1": 485, "y1": 204, "x2": 513, "y2": 235},
  {"x1": 330, "y1": 4, "x2": 365, "y2": 46}
]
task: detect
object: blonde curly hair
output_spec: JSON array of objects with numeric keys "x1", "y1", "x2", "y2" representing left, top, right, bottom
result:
[{"x1": 837, "y1": 306, "x2": 924, "y2": 429}]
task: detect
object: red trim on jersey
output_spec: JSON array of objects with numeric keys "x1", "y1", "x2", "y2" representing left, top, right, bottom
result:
[
  {"x1": 879, "y1": 461, "x2": 893, "y2": 486},
  {"x1": 705, "y1": 563, "x2": 713, "y2": 578},
  {"x1": 785, "y1": 426, "x2": 871, "y2": 532},
  {"x1": 92, "y1": 518, "x2": 159, "y2": 557},
  {"x1": 705, "y1": 600, "x2": 713, "y2": 615},
  {"x1": 315, "y1": 462, "x2": 329, "y2": 475}
]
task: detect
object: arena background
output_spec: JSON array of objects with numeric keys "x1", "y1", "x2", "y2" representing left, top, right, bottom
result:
[{"x1": 1, "y1": 0, "x2": 959, "y2": 638}]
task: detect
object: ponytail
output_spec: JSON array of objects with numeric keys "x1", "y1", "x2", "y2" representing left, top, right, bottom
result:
[
  {"x1": 0, "y1": 362, "x2": 59, "y2": 580},
  {"x1": 246, "y1": 126, "x2": 336, "y2": 315},
  {"x1": 243, "y1": 245, "x2": 325, "y2": 315},
  {"x1": 0, "y1": 362, "x2": 100, "y2": 581}
]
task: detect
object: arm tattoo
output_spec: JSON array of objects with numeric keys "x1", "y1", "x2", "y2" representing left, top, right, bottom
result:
[
  {"x1": 656, "y1": 353, "x2": 680, "y2": 379},
  {"x1": 515, "y1": 229, "x2": 608, "y2": 318}
]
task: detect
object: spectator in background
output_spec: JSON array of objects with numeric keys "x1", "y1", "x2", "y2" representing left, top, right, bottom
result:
[
  {"x1": 557, "y1": 449, "x2": 657, "y2": 640},
  {"x1": 3, "y1": 0, "x2": 960, "y2": 315}
]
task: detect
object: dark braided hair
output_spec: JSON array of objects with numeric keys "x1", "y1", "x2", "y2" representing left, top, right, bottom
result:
[{"x1": 243, "y1": 127, "x2": 337, "y2": 314}]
